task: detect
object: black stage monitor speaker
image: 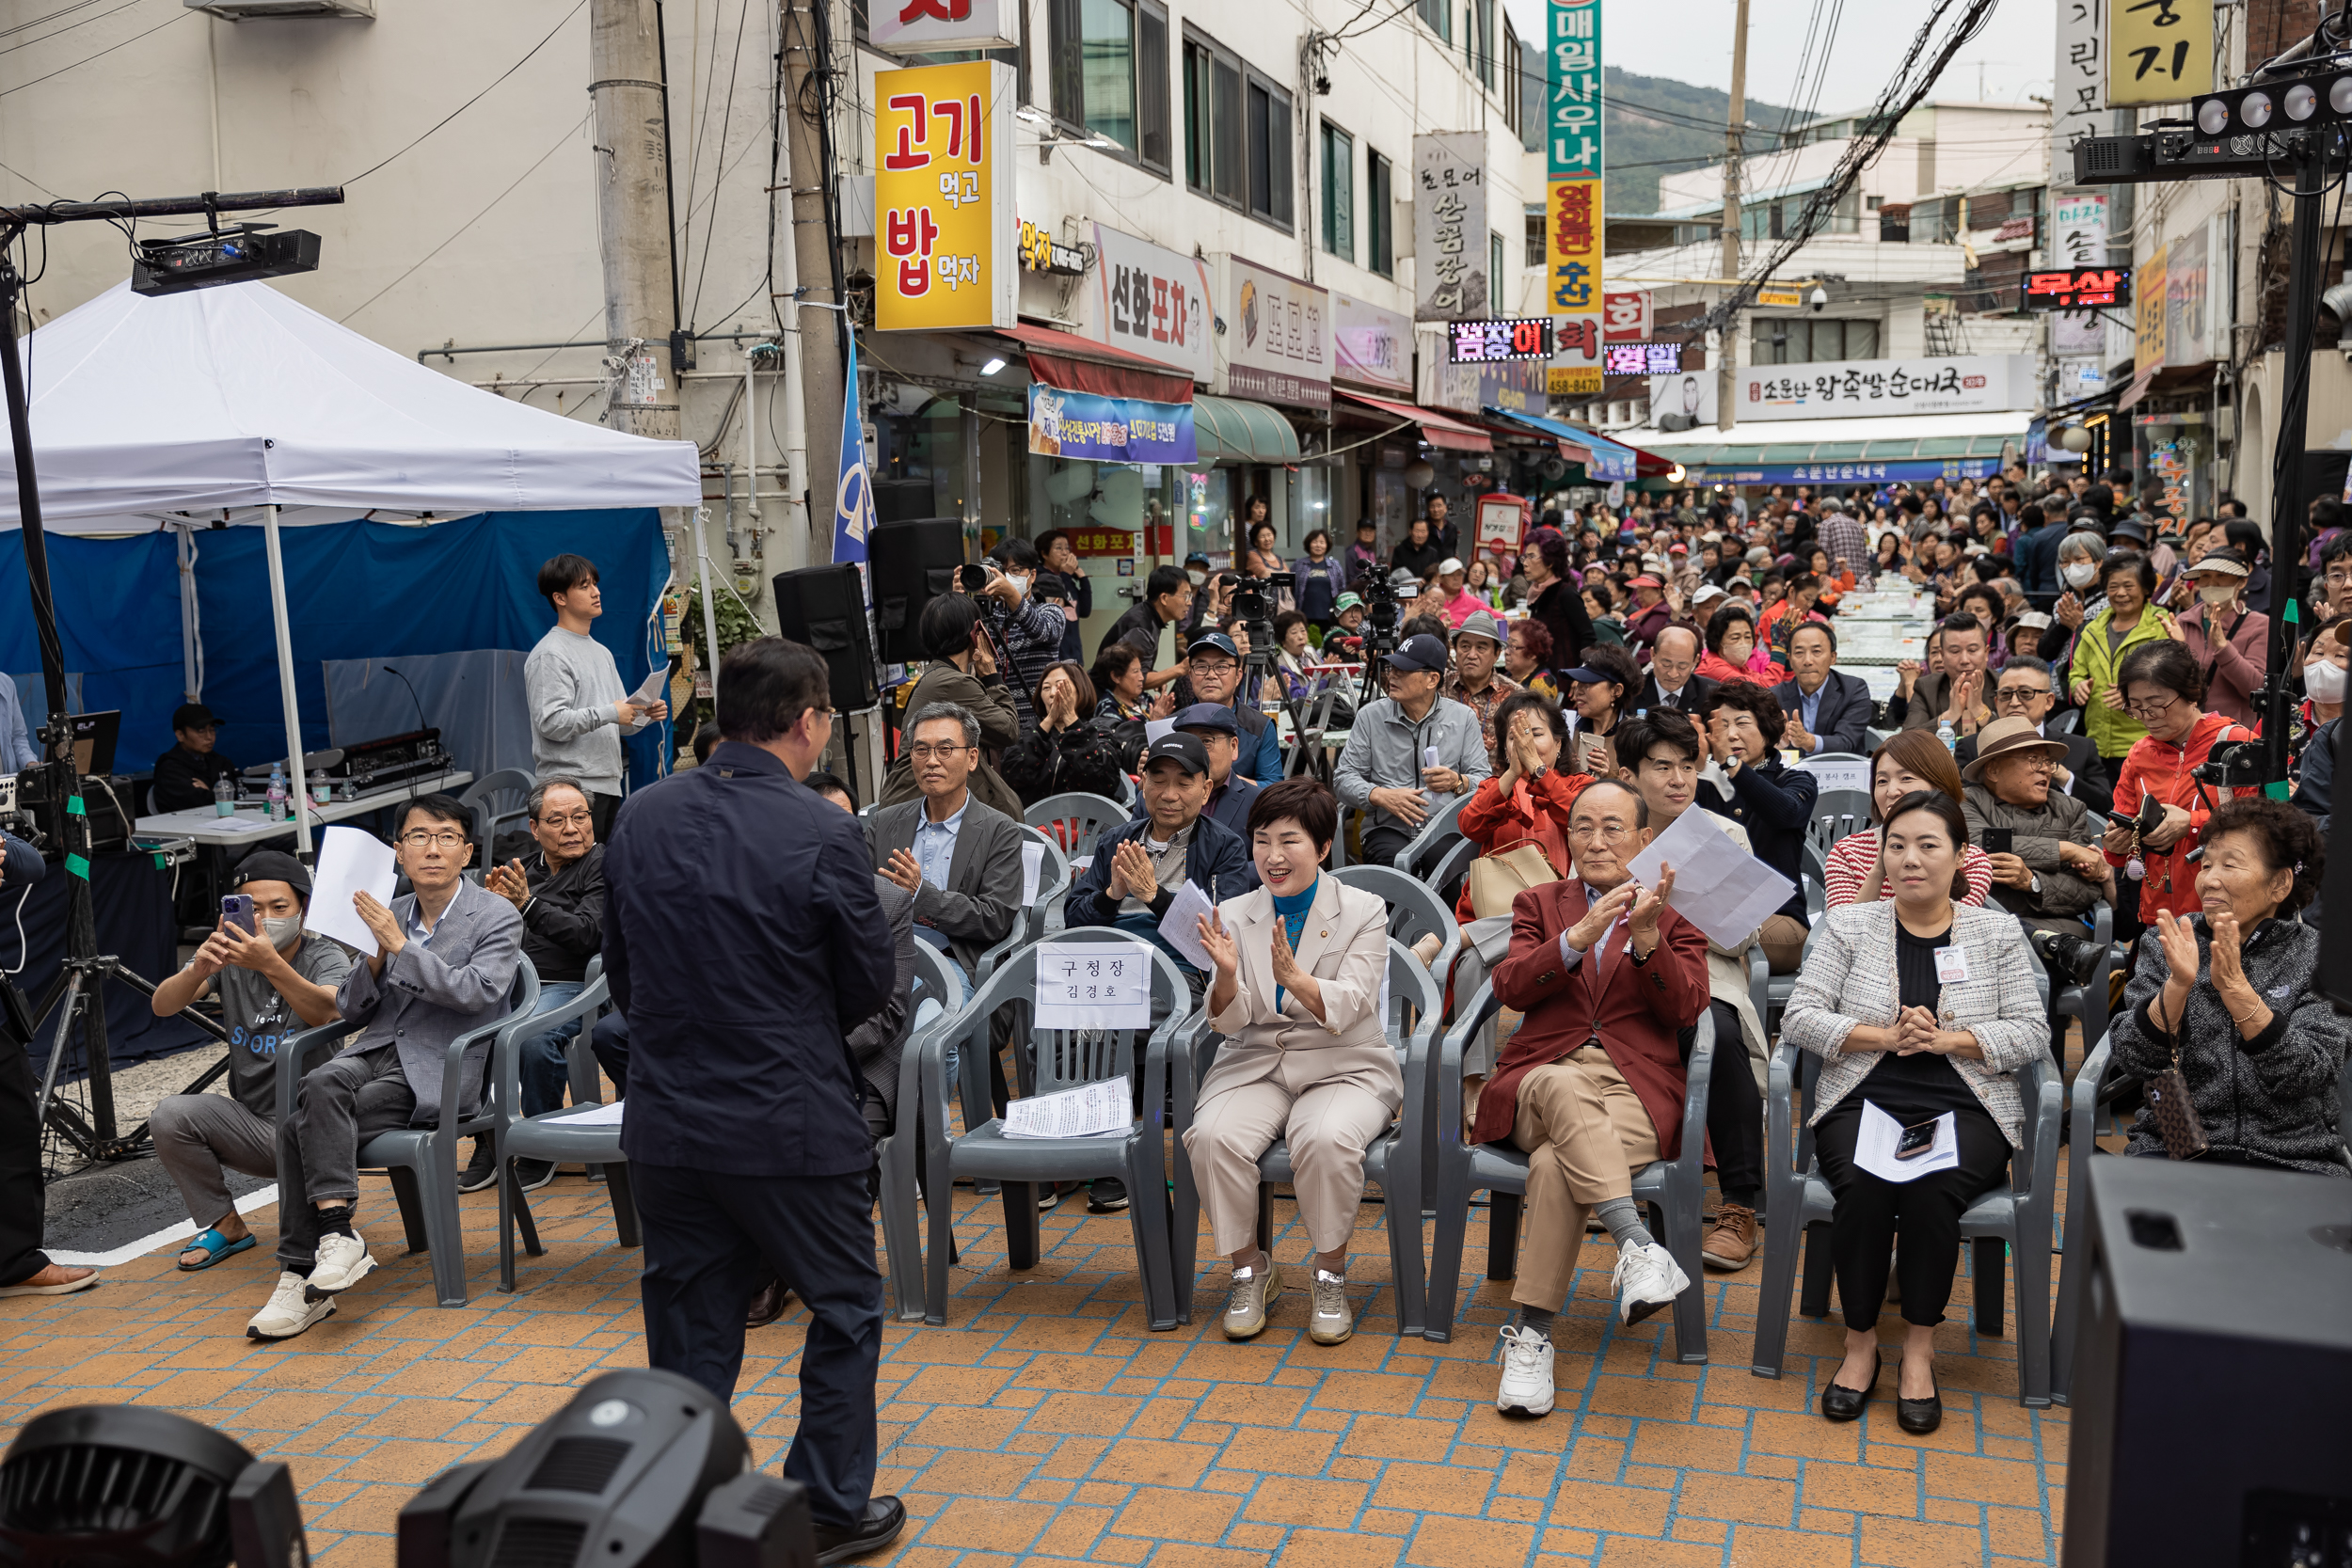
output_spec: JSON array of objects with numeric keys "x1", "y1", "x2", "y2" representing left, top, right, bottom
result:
[
  {"x1": 2327, "y1": 721, "x2": 2352, "y2": 1009},
  {"x1": 2062, "y1": 1157, "x2": 2352, "y2": 1566},
  {"x1": 771, "y1": 563, "x2": 880, "y2": 715},
  {"x1": 869, "y1": 516, "x2": 964, "y2": 664}
]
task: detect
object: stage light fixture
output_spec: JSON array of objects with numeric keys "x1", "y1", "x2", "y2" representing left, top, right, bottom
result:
[
  {"x1": 395, "y1": 1368, "x2": 814, "y2": 1568},
  {"x1": 2333, "y1": 75, "x2": 2352, "y2": 116},
  {"x1": 0, "y1": 1404, "x2": 308, "y2": 1568},
  {"x1": 2244, "y1": 89, "x2": 2275, "y2": 128},
  {"x1": 130, "y1": 227, "x2": 322, "y2": 297},
  {"x1": 2287, "y1": 81, "x2": 2320, "y2": 120}
]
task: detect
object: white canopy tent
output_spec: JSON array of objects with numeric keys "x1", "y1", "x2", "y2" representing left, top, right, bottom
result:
[{"x1": 0, "y1": 280, "x2": 705, "y2": 854}]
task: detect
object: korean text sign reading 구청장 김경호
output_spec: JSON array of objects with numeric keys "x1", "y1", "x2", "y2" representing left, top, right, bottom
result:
[
  {"x1": 874, "y1": 60, "x2": 1016, "y2": 332},
  {"x1": 1546, "y1": 0, "x2": 1603, "y2": 397}
]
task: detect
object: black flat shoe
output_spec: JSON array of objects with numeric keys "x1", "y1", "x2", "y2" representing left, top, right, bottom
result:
[
  {"x1": 1820, "y1": 1348, "x2": 1881, "y2": 1423},
  {"x1": 1897, "y1": 1374, "x2": 1942, "y2": 1434},
  {"x1": 815, "y1": 1496, "x2": 906, "y2": 1564}
]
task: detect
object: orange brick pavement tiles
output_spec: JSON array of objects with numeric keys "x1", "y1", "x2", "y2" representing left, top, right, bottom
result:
[{"x1": 0, "y1": 1162, "x2": 2070, "y2": 1567}]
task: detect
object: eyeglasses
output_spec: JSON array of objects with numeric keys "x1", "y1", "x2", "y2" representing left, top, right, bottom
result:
[
  {"x1": 906, "y1": 743, "x2": 975, "y2": 762},
  {"x1": 534, "y1": 811, "x2": 595, "y2": 829},
  {"x1": 1567, "y1": 822, "x2": 1635, "y2": 843},
  {"x1": 399, "y1": 830, "x2": 468, "y2": 849},
  {"x1": 2124, "y1": 693, "x2": 2181, "y2": 720},
  {"x1": 1995, "y1": 686, "x2": 2051, "y2": 706}
]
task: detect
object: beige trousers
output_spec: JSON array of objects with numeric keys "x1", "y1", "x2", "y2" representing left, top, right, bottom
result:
[
  {"x1": 1759, "y1": 912, "x2": 1808, "y2": 974},
  {"x1": 1185, "y1": 1078, "x2": 1395, "y2": 1256},
  {"x1": 1508, "y1": 1046, "x2": 1661, "y2": 1309}
]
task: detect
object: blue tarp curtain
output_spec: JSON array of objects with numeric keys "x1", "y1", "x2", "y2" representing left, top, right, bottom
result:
[{"x1": 1, "y1": 509, "x2": 671, "y2": 788}]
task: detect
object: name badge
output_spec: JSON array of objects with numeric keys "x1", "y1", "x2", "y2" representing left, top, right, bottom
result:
[{"x1": 1933, "y1": 946, "x2": 1970, "y2": 985}]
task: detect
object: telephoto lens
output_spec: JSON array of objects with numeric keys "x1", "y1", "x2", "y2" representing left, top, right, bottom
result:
[{"x1": 2029, "y1": 927, "x2": 2106, "y2": 988}]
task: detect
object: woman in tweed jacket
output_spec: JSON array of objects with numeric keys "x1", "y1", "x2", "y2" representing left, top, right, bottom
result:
[
  {"x1": 2110, "y1": 798, "x2": 2349, "y2": 1177},
  {"x1": 1783, "y1": 792, "x2": 2050, "y2": 1433}
]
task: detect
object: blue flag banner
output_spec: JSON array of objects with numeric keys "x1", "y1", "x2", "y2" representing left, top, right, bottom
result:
[
  {"x1": 834, "y1": 331, "x2": 875, "y2": 565},
  {"x1": 1027, "y1": 384, "x2": 1198, "y2": 465}
]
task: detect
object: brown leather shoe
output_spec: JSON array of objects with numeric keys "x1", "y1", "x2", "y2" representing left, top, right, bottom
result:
[
  {"x1": 745, "y1": 1277, "x2": 791, "y2": 1327},
  {"x1": 1700, "y1": 1204, "x2": 1756, "y2": 1271}
]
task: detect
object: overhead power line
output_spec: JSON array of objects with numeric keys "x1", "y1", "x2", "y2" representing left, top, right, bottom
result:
[
  {"x1": 342, "y1": 0, "x2": 586, "y2": 184},
  {"x1": 0, "y1": 5, "x2": 188, "y2": 99}
]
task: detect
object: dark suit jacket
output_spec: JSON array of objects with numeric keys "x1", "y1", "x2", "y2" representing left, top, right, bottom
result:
[
  {"x1": 1637, "y1": 672, "x2": 1717, "y2": 718},
  {"x1": 605, "y1": 741, "x2": 894, "y2": 1178},
  {"x1": 1773, "y1": 669, "x2": 1875, "y2": 755},
  {"x1": 1064, "y1": 810, "x2": 1250, "y2": 941},
  {"x1": 1475, "y1": 880, "x2": 1710, "y2": 1157},
  {"x1": 1899, "y1": 669, "x2": 1994, "y2": 734},
  {"x1": 334, "y1": 877, "x2": 524, "y2": 1127},
  {"x1": 1955, "y1": 726, "x2": 2112, "y2": 814},
  {"x1": 850, "y1": 878, "x2": 918, "y2": 1117},
  {"x1": 866, "y1": 794, "x2": 1025, "y2": 977}
]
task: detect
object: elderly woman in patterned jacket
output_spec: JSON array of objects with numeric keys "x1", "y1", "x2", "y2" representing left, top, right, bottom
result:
[{"x1": 1782, "y1": 791, "x2": 2050, "y2": 1436}]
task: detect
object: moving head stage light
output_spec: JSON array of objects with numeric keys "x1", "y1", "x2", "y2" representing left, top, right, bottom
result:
[
  {"x1": 0, "y1": 1404, "x2": 308, "y2": 1568},
  {"x1": 131, "y1": 226, "x2": 321, "y2": 297},
  {"x1": 398, "y1": 1369, "x2": 814, "y2": 1568}
]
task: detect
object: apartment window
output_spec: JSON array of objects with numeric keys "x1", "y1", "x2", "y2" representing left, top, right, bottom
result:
[
  {"x1": 1490, "y1": 230, "x2": 1505, "y2": 306},
  {"x1": 1470, "y1": 0, "x2": 1496, "y2": 87},
  {"x1": 1417, "y1": 0, "x2": 1450, "y2": 43},
  {"x1": 1247, "y1": 71, "x2": 1293, "y2": 228},
  {"x1": 1321, "y1": 122, "x2": 1354, "y2": 260},
  {"x1": 1049, "y1": 0, "x2": 1168, "y2": 170},
  {"x1": 1525, "y1": 206, "x2": 1544, "y2": 266},
  {"x1": 1502, "y1": 16, "x2": 1520, "y2": 129},
  {"x1": 1368, "y1": 149, "x2": 1394, "y2": 276},
  {"x1": 1757, "y1": 318, "x2": 1880, "y2": 365},
  {"x1": 1183, "y1": 33, "x2": 1245, "y2": 205}
]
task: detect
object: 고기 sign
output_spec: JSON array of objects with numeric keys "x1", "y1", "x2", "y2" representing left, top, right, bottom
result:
[{"x1": 874, "y1": 60, "x2": 1016, "y2": 332}]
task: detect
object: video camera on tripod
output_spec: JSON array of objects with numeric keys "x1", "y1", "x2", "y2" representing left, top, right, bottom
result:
[{"x1": 1353, "y1": 568, "x2": 1416, "y2": 705}]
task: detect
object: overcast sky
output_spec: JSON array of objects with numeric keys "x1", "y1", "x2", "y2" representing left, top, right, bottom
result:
[{"x1": 1500, "y1": 0, "x2": 2056, "y2": 112}]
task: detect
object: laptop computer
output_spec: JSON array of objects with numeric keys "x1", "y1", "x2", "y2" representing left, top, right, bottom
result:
[{"x1": 65, "y1": 709, "x2": 119, "y2": 777}]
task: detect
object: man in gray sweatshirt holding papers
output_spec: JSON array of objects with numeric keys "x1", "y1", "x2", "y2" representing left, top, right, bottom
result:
[{"x1": 524, "y1": 555, "x2": 668, "y2": 839}]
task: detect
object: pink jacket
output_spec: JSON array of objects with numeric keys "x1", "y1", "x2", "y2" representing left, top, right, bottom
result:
[{"x1": 2176, "y1": 603, "x2": 2269, "y2": 727}]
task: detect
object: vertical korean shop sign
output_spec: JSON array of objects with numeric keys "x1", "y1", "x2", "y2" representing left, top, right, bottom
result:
[
  {"x1": 874, "y1": 61, "x2": 1016, "y2": 331},
  {"x1": 1412, "y1": 134, "x2": 1487, "y2": 321},
  {"x1": 2054, "y1": 0, "x2": 2105, "y2": 178},
  {"x1": 1546, "y1": 0, "x2": 1603, "y2": 397},
  {"x1": 2107, "y1": 0, "x2": 2211, "y2": 107}
]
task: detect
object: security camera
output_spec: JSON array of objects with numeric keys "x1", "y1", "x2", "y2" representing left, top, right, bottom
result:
[{"x1": 1808, "y1": 286, "x2": 1829, "y2": 313}]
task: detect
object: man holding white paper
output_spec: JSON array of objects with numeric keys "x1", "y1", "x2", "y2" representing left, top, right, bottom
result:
[
  {"x1": 1064, "y1": 733, "x2": 1248, "y2": 996},
  {"x1": 246, "y1": 796, "x2": 523, "y2": 1341},
  {"x1": 524, "y1": 554, "x2": 667, "y2": 841}
]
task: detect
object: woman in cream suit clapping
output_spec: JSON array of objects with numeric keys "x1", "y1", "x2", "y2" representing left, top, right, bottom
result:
[{"x1": 1188, "y1": 779, "x2": 1397, "y2": 1346}]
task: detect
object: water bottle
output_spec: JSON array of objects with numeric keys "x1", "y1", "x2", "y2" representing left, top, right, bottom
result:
[
  {"x1": 213, "y1": 773, "x2": 234, "y2": 817},
  {"x1": 1936, "y1": 718, "x2": 1957, "y2": 754},
  {"x1": 267, "y1": 762, "x2": 287, "y2": 822}
]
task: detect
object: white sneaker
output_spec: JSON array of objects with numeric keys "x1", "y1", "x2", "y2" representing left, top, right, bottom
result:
[
  {"x1": 247, "y1": 1271, "x2": 336, "y2": 1340},
  {"x1": 1221, "y1": 1260, "x2": 1279, "y2": 1339},
  {"x1": 1494, "y1": 1323, "x2": 1555, "y2": 1417},
  {"x1": 1309, "y1": 1270, "x2": 1354, "y2": 1346},
  {"x1": 1612, "y1": 1240, "x2": 1691, "y2": 1326},
  {"x1": 304, "y1": 1230, "x2": 376, "y2": 1299}
]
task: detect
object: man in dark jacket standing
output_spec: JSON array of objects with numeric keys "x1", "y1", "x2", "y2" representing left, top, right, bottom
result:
[
  {"x1": 2015, "y1": 495, "x2": 2068, "y2": 608},
  {"x1": 605, "y1": 637, "x2": 903, "y2": 1564}
]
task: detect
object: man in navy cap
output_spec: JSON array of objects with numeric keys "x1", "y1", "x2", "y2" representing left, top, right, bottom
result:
[
  {"x1": 1141, "y1": 703, "x2": 1262, "y2": 851},
  {"x1": 1333, "y1": 632, "x2": 1492, "y2": 868},
  {"x1": 1067, "y1": 732, "x2": 1250, "y2": 988},
  {"x1": 1175, "y1": 630, "x2": 1283, "y2": 783}
]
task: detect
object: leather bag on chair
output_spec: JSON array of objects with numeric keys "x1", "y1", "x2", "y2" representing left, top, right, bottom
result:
[{"x1": 1466, "y1": 841, "x2": 1563, "y2": 919}]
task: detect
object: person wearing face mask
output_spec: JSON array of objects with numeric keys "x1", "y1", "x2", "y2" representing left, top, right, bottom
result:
[
  {"x1": 971, "y1": 538, "x2": 1069, "y2": 736},
  {"x1": 2174, "y1": 547, "x2": 2267, "y2": 727},
  {"x1": 148, "y1": 851, "x2": 355, "y2": 1273},
  {"x1": 2292, "y1": 619, "x2": 2349, "y2": 836},
  {"x1": 2065, "y1": 551, "x2": 2177, "y2": 768}
]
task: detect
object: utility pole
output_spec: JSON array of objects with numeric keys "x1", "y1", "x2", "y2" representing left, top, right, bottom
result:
[
  {"x1": 590, "y1": 0, "x2": 683, "y2": 447},
  {"x1": 1716, "y1": 0, "x2": 1750, "y2": 435},
  {"x1": 781, "y1": 0, "x2": 849, "y2": 557}
]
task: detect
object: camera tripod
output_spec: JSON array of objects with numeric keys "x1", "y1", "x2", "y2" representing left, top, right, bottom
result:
[{"x1": 8, "y1": 953, "x2": 232, "y2": 1167}]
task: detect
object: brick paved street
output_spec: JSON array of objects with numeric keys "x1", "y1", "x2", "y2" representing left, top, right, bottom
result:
[{"x1": 0, "y1": 1153, "x2": 2070, "y2": 1566}]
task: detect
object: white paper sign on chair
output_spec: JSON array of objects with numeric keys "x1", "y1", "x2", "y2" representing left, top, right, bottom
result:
[{"x1": 1035, "y1": 942, "x2": 1152, "y2": 1031}]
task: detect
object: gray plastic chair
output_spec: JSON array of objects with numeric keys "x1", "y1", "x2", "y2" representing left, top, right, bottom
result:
[
  {"x1": 1392, "y1": 792, "x2": 1471, "y2": 877},
  {"x1": 1807, "y1": 788, "x2": 1874, "y2": 860},
  {"x1": 878, "y1": 942, "x2": 974, "y2": 1322},
  {"x1": 1422, "y1": 982, "x2": 1717, "y2": 1361},
  {"x1": 1763, "y1": 851, "x2": 1829, "y2": 1033},
  {"x1": 1023, "y1": 792, "x2": 1132, "y2": 861},
  {"x1": 459, "y1": 768, "x2": 537, "y2": 855},
  {"x1": 274, "y1": 960, "x2": 542, "y2": 1308},
  {"x1": 491, "y1": 973, "x2": 645, "y2": 1293},
  {"x1": 915, "y1": 929, "x2": 1193, "y2": 1328},
  {"x1": 1749, "y1": 944, "x2": 2060, "y2": 1405},
  {"x1": 1168, "y1": 941, "x2": 1441, "y2": 1334},
  {"x1": 1331, "y1": 863, "x2": 1462, "y2": 979},
  {"x1": 976, "y1": 830, "x2": 1073, "y2": 981}
]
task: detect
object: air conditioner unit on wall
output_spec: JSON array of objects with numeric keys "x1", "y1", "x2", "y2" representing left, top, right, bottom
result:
[{"x1": 184, "y1": 0, "x2": 373, "y2": 17}]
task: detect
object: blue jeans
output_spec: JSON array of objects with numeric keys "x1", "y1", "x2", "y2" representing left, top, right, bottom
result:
[{"x1": 517, "y1": 980, "x2": 586, "y2": 1119}]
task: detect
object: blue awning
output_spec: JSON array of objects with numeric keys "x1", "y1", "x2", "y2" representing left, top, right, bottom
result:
[{"x1": 1482, "y1": 405, "x2": 1640, "y2": 483}]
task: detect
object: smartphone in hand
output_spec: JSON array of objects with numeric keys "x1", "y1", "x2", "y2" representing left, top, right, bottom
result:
[
  {"x1": 1980, "y1": 828, "x2": 2013, "y2": 856},
  {"x1": 220, "y1": 894, "x2": 256, "y2": 937}
]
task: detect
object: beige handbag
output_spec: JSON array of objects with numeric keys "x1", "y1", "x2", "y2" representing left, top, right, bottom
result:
[{"x1": 1467, "y1": 841, "x2": 1563, "y2": 919}]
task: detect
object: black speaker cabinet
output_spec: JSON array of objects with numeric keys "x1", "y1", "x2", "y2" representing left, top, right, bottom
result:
[
  {"x1": 2062, "y1": 1157, "x2": 2352, "y2": 1566},
  {"x1": 771, "y1": 563, "x2": 879, "y2": 714},
  {"x1": 868, "y1": 516, "x2": 964, "y2": 664}
]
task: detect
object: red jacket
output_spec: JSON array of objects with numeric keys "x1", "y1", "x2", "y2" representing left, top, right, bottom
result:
[
  {"x1": 1476, "y1": 879, "x2": 1711, "y2": 1156},
  {"x1": 2104, "y1": 708, "x2": 2254, "y2": 921}
]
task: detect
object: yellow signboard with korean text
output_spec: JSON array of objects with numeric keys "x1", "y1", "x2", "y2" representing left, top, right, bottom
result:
[
  {"x1": 1546, "y1": 178, "x2": 1602, "y2": 395},
  {"x1": 2108, "y1": 0, "x2": 2212, "y2": 106},
  {"x1": 874, "y1": 60, "x2": 1016, "y2": 331},
  {"x1": 2135, "y1": 244, "x2": 2169, "y2": 374}
]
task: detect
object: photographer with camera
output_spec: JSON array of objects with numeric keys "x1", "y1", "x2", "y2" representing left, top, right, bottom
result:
[
  {"x1": 2100, "y1": 641, "x2": 2257, "y2": 932},
  {"x1": 963, "y1": 540, "x2": 1068, "y2": 736}
]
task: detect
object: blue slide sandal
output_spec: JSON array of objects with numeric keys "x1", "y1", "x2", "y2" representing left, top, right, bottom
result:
[{"x1": 177, "y1": 1228, "x2": 257, "y2": 1271}]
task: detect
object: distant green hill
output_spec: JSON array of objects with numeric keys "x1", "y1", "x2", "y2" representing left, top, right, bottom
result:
[{"x1": 1604, "y1": 67, "x2": 1802, "y2": 215}]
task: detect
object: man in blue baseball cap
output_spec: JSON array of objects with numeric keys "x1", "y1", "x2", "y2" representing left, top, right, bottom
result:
[
  {"x1": 1333, "y1": 632, "x2": 1492, "y2": 867},
  {"x1": 1175, "y1": 630, "x2": 1283, "y2": 784}
]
